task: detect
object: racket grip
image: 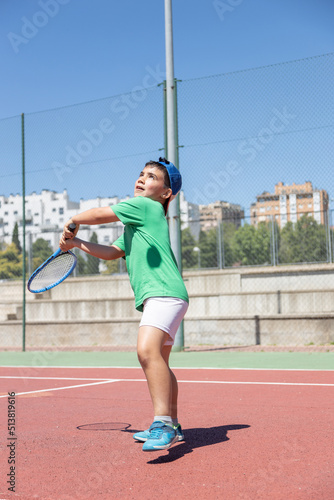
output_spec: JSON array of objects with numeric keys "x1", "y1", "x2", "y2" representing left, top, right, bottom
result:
[{"x1": 64, "y1": 223, "x2": 77, "y2": 241}]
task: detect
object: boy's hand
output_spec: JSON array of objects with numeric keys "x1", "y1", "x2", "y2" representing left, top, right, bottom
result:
[
  {"x1": 63, "y1": 220, "x2": 80, "y2": 239},
  {"x1": 59, "y1": 235, "x2": 77, "y2": 252}
]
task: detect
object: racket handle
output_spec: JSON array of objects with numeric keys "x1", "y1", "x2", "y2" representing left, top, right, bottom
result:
[{"x1": 64, "y1": 223, "x2": 77, "y2": 241}]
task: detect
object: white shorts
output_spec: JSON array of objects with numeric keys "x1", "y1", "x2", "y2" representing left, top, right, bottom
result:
[{"x1": 139, "y1": 297, "x2": 189, "y2": 346}]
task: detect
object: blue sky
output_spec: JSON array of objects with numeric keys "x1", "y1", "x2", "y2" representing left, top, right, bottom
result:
[{"x1": 1, "y1": 0, "x2": 334, "y2": 213}]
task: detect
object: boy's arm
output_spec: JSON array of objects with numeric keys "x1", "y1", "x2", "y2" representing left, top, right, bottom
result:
[
  {"x1": 59, "y1": 236, "x2": 125, "y2": 261},
  {"x1": 63, "y1": 207, "x2": 119, "y2": 238}
]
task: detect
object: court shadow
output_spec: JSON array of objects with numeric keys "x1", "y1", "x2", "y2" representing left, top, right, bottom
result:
[
  {"x1": 185, "y1": 346, "x2": 255, "y2": 352},
  {"x1": 77, "y1": 422, "x2": 138, "y2": 432},
  {"x1": 145, "y1": 424, "x2": 250, "y2": 464}
]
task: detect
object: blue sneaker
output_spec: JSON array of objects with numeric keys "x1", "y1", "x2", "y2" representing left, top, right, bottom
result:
[
  {"x1": 174, "y1": 424, "x2": 185, "y2": 442},
  {"x1": 133, "y1": 429, "x2": 150, "y2": 442},
  {"x1": 133, "y1": 423, "x2": 185, "y2": 442},
  {"x1": 142, "y1": 421, "x2": 178, "y2": 451}
]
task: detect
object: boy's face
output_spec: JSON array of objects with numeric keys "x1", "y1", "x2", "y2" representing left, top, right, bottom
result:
[{"x1": 134, "y1": 166, "x2": 172, "y2": 203}]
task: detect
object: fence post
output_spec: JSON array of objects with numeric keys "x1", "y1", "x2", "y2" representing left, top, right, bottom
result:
[
  {"x1": 275, "y1": 220, "x2": 279, "y2": 265},
  {"x1": 327, "y1": 207, "x2": 332, "y2": 263},
  {"x1": 21, "y1": 113, "x2": 26, "y2": 352},
  {"x1": 255, "y1": 315, "x2": 261, "y2": 345},
  {"x1": 271, "y1": 215, "x2": 276, "y2": 266},
  {"x1": 331, "y1": 209, "x2": 334, "y2": 263},
  {"x1": 217, "y1": 218, "x2": 223, "y2": 269},
  {"x1": 162, "y1": 80, "x2": 167, "y2": 156},
  {"x1": 277, "y1": 290, "x2": 282, "y2": 314},
  {"x1": 165, "y1": 1, "x2": 184, "y2": 351},
  {"x1": 221, "y1": 220, "x2": 225, "y2": 268}
]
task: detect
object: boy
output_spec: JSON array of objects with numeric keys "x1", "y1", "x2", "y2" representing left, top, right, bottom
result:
[{"x1": 60, "y1": 158, "x2": 188, "y2": 451}]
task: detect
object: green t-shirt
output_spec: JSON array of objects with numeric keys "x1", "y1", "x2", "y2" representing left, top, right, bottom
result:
[{"x1": 112, "y1": 196, "x2": 189, "y2": 311}]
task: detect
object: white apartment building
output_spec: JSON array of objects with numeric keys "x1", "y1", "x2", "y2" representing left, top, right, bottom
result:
[
  {"x1": 0, "y1": 189, "x2": 125, "y2": 250},
  {"x1": 0, "y1": 189, "x2": 199, "y2": 250},
  {"x1": 179, "y1": 191, "x2": 200, "y2": 240}
]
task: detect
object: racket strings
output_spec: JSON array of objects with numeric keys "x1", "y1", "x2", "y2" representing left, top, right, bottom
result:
[{"x1": 29, "y1": 252, "x2": 76, "y2": 291}]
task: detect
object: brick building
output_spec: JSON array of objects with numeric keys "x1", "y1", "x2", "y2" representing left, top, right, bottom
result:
[
  {"x1": 250, "y1": 181, "x2": 329, "y2": 228},
  {"x1": 200, "y1": 201, "x2": 244, "y2": 231}
]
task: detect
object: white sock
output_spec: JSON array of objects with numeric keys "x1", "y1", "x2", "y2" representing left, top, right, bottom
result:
[
  {"x1": 154, "y1": 415, "x2": 173, "y2": 425},
  {"x1": 172, "y1": 418, "x2": 179, "y2": 426}
]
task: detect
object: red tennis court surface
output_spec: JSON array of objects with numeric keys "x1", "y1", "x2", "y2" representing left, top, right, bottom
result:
[{"x1": 0, "y1": 366, "x2": 333, "y2": 500}]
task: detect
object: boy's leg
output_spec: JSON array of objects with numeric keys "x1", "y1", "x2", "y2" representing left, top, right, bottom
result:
[
  {"x1": 161, "y1": 345, "x2": 178, "y2": 419},
  {"x1": 137, "y1": 325, "x2": 172, "y2": 416},
  {"x1": 135, "y1": 329, "x2": 182, "y2": 449}
]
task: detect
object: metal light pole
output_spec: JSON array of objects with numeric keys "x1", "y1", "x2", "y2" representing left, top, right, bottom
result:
[
  {"x1": 21, "y1": 113, "x2": 26, "y2": 352},
  {"x1": 164, "y1": 0, "x2": 184, "y2": 350},
  {"x1": 328, "y1": 199, "x2": 333, "y2": 263},
  {"x1": 193, "y1": 247, "x2": 201, "y2": 269}
]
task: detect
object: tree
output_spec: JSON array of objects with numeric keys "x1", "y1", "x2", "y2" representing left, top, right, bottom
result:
[
  {"x1": 199, "y1": 229, "x2": 218, "y2": 268},
  {"x1": 221, "y1": 222, "x2": 236, "y2": 267},
  {"x1": 181, "y1": 227, "x2": 197, "y2": 269},
  {"x1": 278, "y1": 215, "x2": 327, "y2": 264},
  {"x1": 86, "y1": 232, "x2": 100, "y2": 274},
  {"x1": 12, "y1": 222, "x2": 22, "y2": 253},
  {"x1": 0, "y1": 243, "x2": 22, "y2": 279},
  {"x1": 278, "y1": 221, "x2": 296, "y2": 264},
  {"x1": 103, "y1": 258, "x2": 121, "y2": 275},
  {"x1": 232, "y1": 222, "x2": 271, "y2": 266},
  {"x1": 255, "y1": 222, "x2": 272, "y2": 264},
  {"x1": 76, "y1": 254, "x2": 87, "y2": 276},
  {"x1": 32, "y1": 239, "x2": 53, "y2": 271},
  {"x1": 293, "y1": 215, "x2": 327, "y2": 263}
]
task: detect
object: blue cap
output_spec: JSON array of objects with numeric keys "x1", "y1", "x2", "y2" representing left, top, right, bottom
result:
[{"x1": 158, "y1": 159, "x2": 182, "y2": 195}]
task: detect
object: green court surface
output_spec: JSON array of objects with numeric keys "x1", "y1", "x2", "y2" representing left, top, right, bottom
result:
[{"x1": 0, "y1": 350, "x2": 333, "y2": 370}]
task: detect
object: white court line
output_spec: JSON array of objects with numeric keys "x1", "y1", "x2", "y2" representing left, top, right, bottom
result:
[
  {"x1": 181, "y1": 380, "x2": 334, "y2": 387},
  {"x1": 0, "y1": 379, "x2": 120, "y2": 398},
  {"x1": 122, "y1": 378, "x2": 334, "y2": 387},
  {"x1": 1, "y1": 365, "x2": 333, "y2": 371},
  {"x1": 0, "y1": 376, "x2": 109, "y2": 381},
  {"x1": 1, "y1": 376, "x2": 333, "y2": 395}
]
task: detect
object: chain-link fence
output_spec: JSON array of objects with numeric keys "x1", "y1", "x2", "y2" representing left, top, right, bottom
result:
[
  {"x1": 182, "y1": 210, "x2": 333, "y2": 270},
  {"x1": 0, "y1": 53, "x2": 334, "y2": 350}
]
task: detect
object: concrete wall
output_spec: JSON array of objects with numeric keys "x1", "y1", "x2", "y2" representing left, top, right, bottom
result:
[{"x1": 1, "y1": 263, "x2": 334, "y2": 348}]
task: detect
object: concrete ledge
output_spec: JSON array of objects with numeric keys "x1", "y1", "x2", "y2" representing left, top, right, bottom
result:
[
  {"x1": 1, "y1": 263, "x2": 334, "y2": 348},
  {"x1": 0, "y1": 303, "x2": 22, "y2": 321},
  {"x1": 1, "y1": 314, "x2": 333, "y2": 348},
  {"x1": 183, "y1": 263, "x2": 334, "y2": 277},
  {"x1": 2, "y1": 262, "x2": 334, "y2": 301},
  {"x1": 25, "y1": 298, "x2": 140, "y2": 321},
  {"x1": 0, "y1": 319, "x2": 139, "y2": 349},
  {"x1": 185, "y1": 314, "x2": 334, "y2": 346},
  {"x1": 0, "y1": 289, "x2": 329, "y2": 322}
]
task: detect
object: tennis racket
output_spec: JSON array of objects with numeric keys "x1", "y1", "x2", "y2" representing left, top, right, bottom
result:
[{"x1": 27, "y1": 223, "x2": 77, "y2": 293}]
